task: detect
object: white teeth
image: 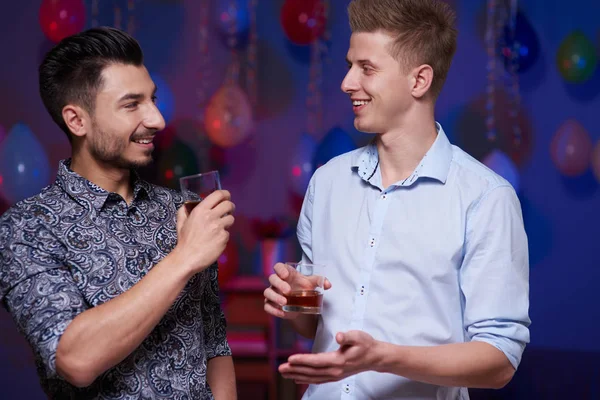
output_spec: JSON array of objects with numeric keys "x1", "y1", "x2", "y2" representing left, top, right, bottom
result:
[
  {"x1": 353, "y1": 100, "x2": 370, "y2": 106},
  {"x1": 134, "y1": 139, "x2": 152, "y2": 144}
]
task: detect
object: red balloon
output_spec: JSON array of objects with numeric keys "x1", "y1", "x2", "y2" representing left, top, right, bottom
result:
[
  {"x1": 550, "y1": 119, "x2": 592, "y2": 177},
  {"x1": 280, "y1": 0, "x2": 326, "y2": 45},
  {"x1": 39, "y1": 0, "x2": 86, "y2": 43}
]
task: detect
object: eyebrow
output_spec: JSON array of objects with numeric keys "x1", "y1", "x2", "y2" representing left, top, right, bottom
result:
[
  {"x1": 117, "y1": 85, "x2": 158, "y2": 103},
  {"x1": 346, "y1": 57, "x2": 375, "y2": 65}
]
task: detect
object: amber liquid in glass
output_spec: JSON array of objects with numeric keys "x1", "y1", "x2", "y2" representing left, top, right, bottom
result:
[{"x1": 283, "y1": 290, "x2": 323, "y2": 314}]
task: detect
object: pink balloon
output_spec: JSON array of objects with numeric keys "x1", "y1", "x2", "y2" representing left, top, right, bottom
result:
[
  {"x1": 591, "y1": 140, "x2": 600, "y2": 182},
  {"x1": 204, "y1": 84, "x2": 253, "y2": 148},
  {"x1": 550, "y1": 119, "x2": 592, "y2": 177}
]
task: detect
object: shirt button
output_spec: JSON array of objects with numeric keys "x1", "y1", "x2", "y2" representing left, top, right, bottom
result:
[{"x1": 344, "y1": 384, "x2": 350, "y2": 393}]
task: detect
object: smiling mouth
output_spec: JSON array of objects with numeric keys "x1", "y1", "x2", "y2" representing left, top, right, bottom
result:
[
  {"x1": 132, "y1": 137, "x2": 154, "y2": 145},
  {"x1": 352, "y1": 100, "x2": 371, "y2": 107}
]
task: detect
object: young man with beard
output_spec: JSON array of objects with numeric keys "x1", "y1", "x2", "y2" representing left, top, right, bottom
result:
[
  {"x1": 263, "y1": 1, "x2": 530, "y2": 399},
  {"x1": 0, "y1": 27, "x2": 236, "y2": 399}
]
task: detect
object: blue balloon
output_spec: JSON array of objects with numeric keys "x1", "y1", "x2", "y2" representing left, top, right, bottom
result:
[
  {"x1": 150, "y1": 73, "x2": 175, "y2": 126},
  {"x1": 313, "y1": 126, "x2": 356, "y2": 171},
  {"x1": 214, "y1": 0, "x2": 250, "y2": 49},
  {"x1": 0, "y1": 123, "x2": 50, "y2": 204},
  {"x1": 483, "y1": 149, "x2": 520, "y2": 192},
  {"x1": 498, "y1": 12, "x2": 540, "y2": 73},
  {"x1": 290, "y1": 133, "x2": 317, "y2": 195}
]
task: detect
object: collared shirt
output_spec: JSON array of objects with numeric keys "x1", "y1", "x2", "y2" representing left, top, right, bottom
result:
[
  {"x1": 297, "y1": 124, "x2": 530, "y2": 400},
  {"x1": 0, "y1": 159, "x2": 231, "y2": 399}
]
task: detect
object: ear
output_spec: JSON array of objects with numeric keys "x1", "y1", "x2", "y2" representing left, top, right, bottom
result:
[
  {"x1": 62, "y1": 104, "x2": 91, "y2": 139},
  {"x1": 410, "y1": 64, "x2": 434, "y2": 99}
]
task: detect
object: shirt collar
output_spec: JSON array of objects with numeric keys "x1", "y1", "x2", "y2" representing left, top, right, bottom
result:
[
  {"x1": 351, "y1": 122, "x2": 453, "y2": 186},
  {"x1": 55, "y1": 158, "x2": 152, "y2": 211}
]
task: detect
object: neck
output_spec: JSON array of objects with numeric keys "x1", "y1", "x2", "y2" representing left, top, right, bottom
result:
[
  {"x1": 376, "y1": 106, "x2": 437, "y2": 188},
  {"x1": 70, "y1": 149, "x2": 134, "y2": 204}
]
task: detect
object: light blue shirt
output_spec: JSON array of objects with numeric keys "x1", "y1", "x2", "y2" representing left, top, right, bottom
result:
[{"x1": 297, "y1": 123, "x2": 530, "y2": 400}]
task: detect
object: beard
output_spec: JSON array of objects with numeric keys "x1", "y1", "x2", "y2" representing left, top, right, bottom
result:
[{"x1": 89, "y1": 122, "x2": 154, "y2": 170}]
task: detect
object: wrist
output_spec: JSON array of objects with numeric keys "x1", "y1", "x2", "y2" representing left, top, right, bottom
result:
[
  {"x1": 372, "y1": 340, "x2": 398, "y2": 374},
  {"x1": 168, "y1": 247, "x2": 196, "y2": 280}
]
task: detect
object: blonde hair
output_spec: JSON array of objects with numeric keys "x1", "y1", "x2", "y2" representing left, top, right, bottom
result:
[{"x1": 348, "y1": 0, "x2": 457, "y2": 98}]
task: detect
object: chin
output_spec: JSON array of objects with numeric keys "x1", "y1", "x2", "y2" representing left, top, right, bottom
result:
[{"x1": 354, "y1": 119, "x2": 378, "y2": 135}]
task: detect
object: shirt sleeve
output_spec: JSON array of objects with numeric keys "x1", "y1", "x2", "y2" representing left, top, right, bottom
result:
[
  {"x1": 297, "y1": 175, "x2": 315, "y2": 263},
  {"x1": 0, "y1": 214, "x2": 88, "y2": 380},
  {"x1": 202, "y1": 263, "x2": 232, "y2": 359},
  {"x1": 460, "y1": 185, "x2": 531, "y2": 369}
]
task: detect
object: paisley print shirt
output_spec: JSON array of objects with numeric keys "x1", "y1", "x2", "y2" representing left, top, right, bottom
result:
[{"x1": 0, "y1": 159, "x2": 231, "y2": 399}]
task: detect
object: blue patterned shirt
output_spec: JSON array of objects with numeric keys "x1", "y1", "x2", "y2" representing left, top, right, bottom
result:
[{"x1": 0, "y1": 159, "x2": 231, "y2": 399}]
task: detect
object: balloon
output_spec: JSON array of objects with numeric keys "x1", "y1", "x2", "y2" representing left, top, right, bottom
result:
[
  {"x1": 39, "y1": 0, "x2": 86, "y2": 43},
  {"x1": 214, "y1": 0, "x2": 250, "y2": 49},
  {"x1": 280, "y1": 0, "x2": 326, "y2": 45},
  {"x1": 217, "y1": 240, "x2": 239, "y2": 287},
  {"x1": 591, "y1": 140, "x2": 600, "y2": 183},
  {"x1": 156, "y1": 139, "x2": 199, "y2": 190},
  {"x1": 149, "y1": 73, "x2": 175, "y2": 126},
  {"x1": 556, "y1": 31, "x2": 598, "y2": 83},
  {"x1": 313, "y1": 126, "x2": 356, "y2": 170},
  {"x1": 204, "y1": 84, "x2": 254, "y2": 148},
  {"x1": 0, "y1": 124, "x2": 50, "y2": 204},
  {"x1": 499, "y1": 12, "x2": 540, "y2": 73},
  {"x1": 483, "y1": 149, "x2": 520, "y2": 192},
  {"x1": 290, "y1": 133, "x2": 317, "y2": 195},
  {"x1": 550, "y1": 119, "x2": 592, "y2": 177},
  {"x1": 453, "y1": 89, "x2": 533, "y2": 167}
]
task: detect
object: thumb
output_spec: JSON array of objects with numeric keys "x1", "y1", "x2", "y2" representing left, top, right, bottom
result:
[
  {"x1": 324, "y1": 278, "x2": 332, "y2": 290},
  {"x1": 336, "y1": 330, "x2": 360, "y2": 346}
]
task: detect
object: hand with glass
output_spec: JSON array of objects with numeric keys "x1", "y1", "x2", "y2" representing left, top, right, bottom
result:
[
  {"x1": 263, "y1": 261, "x2": 331, "y2": 335},
  {"x1": 174, "y1": 171, "x2": 235, "y2": 274}
]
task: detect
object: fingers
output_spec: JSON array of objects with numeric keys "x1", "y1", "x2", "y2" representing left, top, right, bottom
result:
[
  {"x1": 197, "y1": 190, "x2": 231, "y2": 210},
  {"x1": 176, "y1": 204, "x2": 189, "y2": 233},
  {"x1": 324, "y1": 277, "x2": 332, "y2": 290},
  {"x1": 263, "y1": 284, "x2": 287, "y2": 306},
  {"x1": 221, "y1": 214, "x2": 235, "y2": 229},
  {"x1": 273, "y1": 262, "x2": 291, "y2": 280},
  {"x1": 268, "y1": 272, "x2": 291, "y2": 295},
  {"x1": 212, "y1": 200, "x2": 236, "y2": 217},
  {"x1": 263, "y1": 300, "x2": 286, "y2": 319}
]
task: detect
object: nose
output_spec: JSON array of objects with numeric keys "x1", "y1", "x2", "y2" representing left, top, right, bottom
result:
[
  {"x1": 144, "y1": 102, "x2": 166, "y2": 132},
  {"x1": 341, "y1": 67, "x2": 359, "y2": 94}
]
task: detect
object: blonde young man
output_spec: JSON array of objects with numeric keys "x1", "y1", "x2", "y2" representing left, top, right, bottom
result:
[{"x1": 263, "y1": 0, "x2": 530, "y2": 399}]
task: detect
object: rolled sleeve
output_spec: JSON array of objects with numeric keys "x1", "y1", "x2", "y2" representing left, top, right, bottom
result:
[
  {"x1": 460, "y1": 185, "x2": 531, "y2": 369},
  {"x1": 202, "y1": 263, "x2": 231, "y2": 359},
  {"x1": 1, "y1": 224, "x2": 88, "y2": 380}
]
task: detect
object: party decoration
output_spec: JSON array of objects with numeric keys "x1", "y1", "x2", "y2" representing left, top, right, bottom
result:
[
  {"x1": 499, "y1": 11, "x2": 540, "y2": 73},
  {"x1": 591, "y1": 140, "x2": 600, "y2": 183},
  {"x1": 149, "y1": 73, "x2": 175, "y2": 125},
  {"x1": 217, "y1": 240, "x2": 239, "y2": 287},
  {"x1": 214, "y1": 0, "x2": 250, "y2": 49},
  {"x1": 454, "y1": 89, "x2": 533, "y2": 167},
  {"x1": 0, "y1": 124, "x2": 50, "y2": 204},
  {"x1": 313, "y1": 126, "x2": 356, "y2": 170},
  {"x1": 280, "y1": 0, "x2": 326, "y2": 46},
  {"x1": 483, "y1": 149, "x2": 520, "y2": 192},
  {"x1": 556, "y1": 31, "x2": 598, "y2": 84},
  {"x1": 290, "y1": 133, "x2": 317, "y2": 195},
  {"x1": 204, "y1": 84, "x2": 253, "y2": 148},
  {"x1": 39, "y1": 0, "x2": 86, "y2": 43},
  {"x1": 550, "y1": 119, "x2": 592, "y2": 177},
  {"x1": 156, "y1": 139, "x2": 199, "y2": 189}
]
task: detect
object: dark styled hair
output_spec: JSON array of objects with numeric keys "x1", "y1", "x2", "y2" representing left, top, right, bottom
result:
[
  {"x1": 348, "y1": 0, "x2": 457, "y2": 98},
  {"x1": 39, "y1": 27, "x2": 144, "y2": 141}
]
